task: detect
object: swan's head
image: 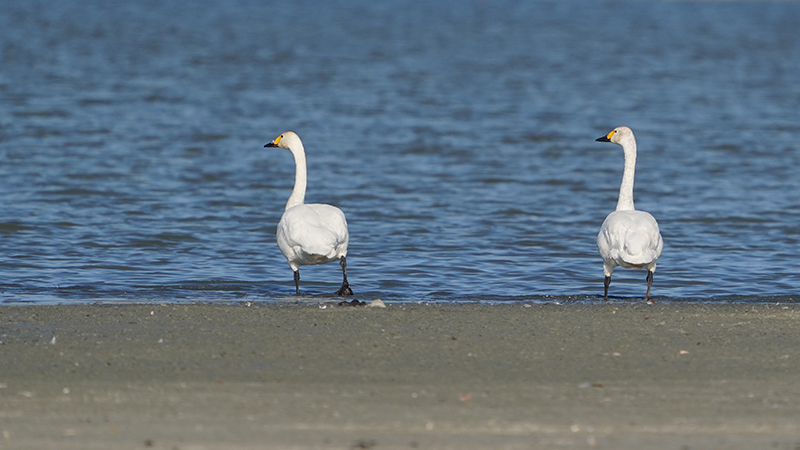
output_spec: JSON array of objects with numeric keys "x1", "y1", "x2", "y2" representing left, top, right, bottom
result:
[
  {"x1": 596, "y1": 126, "x2": 634, "y2": 145},
  {"x1": 264, "y1": 131, "x2": 301, "y2": 150}
]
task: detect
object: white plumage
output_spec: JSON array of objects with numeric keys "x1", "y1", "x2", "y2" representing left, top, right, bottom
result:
[
  {"x1": 265, "y1": 131, "x2": 353, "y2": 296},
  {"x1": 595, "y1": 126, "x2": 663, "y2": 302}
]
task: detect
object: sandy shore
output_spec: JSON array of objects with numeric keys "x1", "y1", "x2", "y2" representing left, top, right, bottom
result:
[{"x1": 1, "y1": 301, "x2": 799, "y2": 449}]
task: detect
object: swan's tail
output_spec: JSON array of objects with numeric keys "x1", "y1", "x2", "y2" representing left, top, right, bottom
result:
[{"x1": 621, "y1": 229, "x2": 660, "y2": 267}]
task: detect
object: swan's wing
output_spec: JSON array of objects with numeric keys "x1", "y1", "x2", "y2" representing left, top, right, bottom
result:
[
  {"x1": 277, "y1": 204, "x2": 349, "y2": 263},
  {"x1": 598, "y1": 210, "x2": 662, "y2": 269}
]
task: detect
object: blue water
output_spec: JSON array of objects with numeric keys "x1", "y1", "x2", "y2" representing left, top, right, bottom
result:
[{"x1": 0, "y1": 0, "x2": 798, "y2": 304}]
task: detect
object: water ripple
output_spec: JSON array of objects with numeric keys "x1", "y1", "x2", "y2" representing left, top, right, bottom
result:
[{"x1": 1, "y1": 0, "x2": 799, "y2": 304}]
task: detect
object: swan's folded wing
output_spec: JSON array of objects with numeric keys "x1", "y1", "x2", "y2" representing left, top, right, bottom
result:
[
  {"x1": 278, "y1": 204, "x2": 349, "y2": 259},
  {"x1": 598, "y1": 210, "x2": 662, "y2": 267}
]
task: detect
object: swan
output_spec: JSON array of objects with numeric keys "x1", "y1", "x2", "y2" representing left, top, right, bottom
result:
[
  {"x1": 595, "y1": 126, "x2": 663, "y2": 302},
  {"x1": 264, "y1": 131, "x2": 353, "y2": 296}
]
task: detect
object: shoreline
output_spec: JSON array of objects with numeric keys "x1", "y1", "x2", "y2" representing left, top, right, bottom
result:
[{"x1": 1, "y1": 303, "x2": 799, "y2": 449}]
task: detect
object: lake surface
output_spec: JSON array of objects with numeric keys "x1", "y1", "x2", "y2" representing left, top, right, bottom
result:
[{"x1": 0, "y1": 0, "x2": 798, "y2": 305}]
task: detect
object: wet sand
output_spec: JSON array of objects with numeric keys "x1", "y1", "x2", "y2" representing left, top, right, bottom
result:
[{"x1": 1, "y1": 302, "x2": 799, "y2": 449}]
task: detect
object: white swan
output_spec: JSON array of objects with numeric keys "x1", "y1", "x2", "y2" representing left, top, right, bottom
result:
[
  {"x1": 264, "y1": 131, "x2": 353, "y2": 296},
  {"x1": 595, "y1": 126, "x2": 663, "y2": 302}
]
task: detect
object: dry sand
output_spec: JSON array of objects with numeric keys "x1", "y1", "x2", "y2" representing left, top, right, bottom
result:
[{"x1": 1, "y1": 301, "x2": 799, "y2": 449}]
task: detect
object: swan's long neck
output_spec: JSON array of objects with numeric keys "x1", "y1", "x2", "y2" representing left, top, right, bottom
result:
[
  {"x1": 616, "y1": 137, "x2": 637, "y2": 211},
  {"x1": 286, "y1": 142, "x2": 307, "y2": 210}
]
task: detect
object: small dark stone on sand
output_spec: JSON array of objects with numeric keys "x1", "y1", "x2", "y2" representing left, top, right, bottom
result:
[{"x1": 338, "y1": 299, "x2": 366, "y2": 307}]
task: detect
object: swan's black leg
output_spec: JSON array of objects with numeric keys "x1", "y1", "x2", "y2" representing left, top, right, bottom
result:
[
  {"x1": 644, "y1": 271, "x2": 654, "y2": 303},
  {"x1": 603, "y1": 275, "x2": 611, "y2": 301},
  {"x1": 294, "y1": 270, "x2": 300, "y2": 295},
  {"x1": 336, "y1": 256, "x2": 354, "y2": 296}
]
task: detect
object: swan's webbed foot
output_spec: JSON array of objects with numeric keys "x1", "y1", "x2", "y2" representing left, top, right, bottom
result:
[
  {"x1": 336, "y1": 281, "x2": 353, "y2": 296},
  {"x1": 336, "y1": 256, "x2": 354, "y2": 296}
]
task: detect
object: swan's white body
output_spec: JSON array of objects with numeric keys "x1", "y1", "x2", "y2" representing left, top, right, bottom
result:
[
  {"x1": 596, "y1": 126, "x2": 663, "y2": 301},
  {"x1": 277, "y1": 203, "x2": 349, "y2": 272},
  {"x1": 597, "y1": 210, "x2": 662, "y2": 272},
  {"x1": 265, "y1": 131, "x2": 352, "y2": 295}
]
